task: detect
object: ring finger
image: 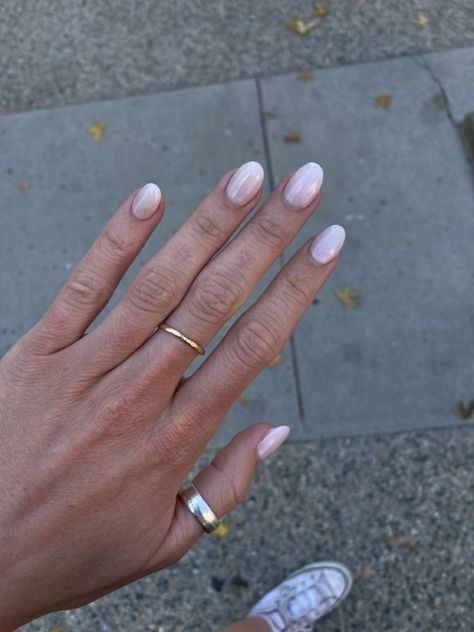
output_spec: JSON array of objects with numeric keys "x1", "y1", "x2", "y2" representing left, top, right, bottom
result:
[{"x1": 167, "y1": 225, "x2": 345, "y2": 463}]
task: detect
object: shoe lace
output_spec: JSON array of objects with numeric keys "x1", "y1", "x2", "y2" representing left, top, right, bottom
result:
[{"x1": 280, "y1": 571, "x2": 339, "y2": 631}]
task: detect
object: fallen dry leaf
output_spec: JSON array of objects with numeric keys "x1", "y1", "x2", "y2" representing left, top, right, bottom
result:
[
  {"x1": 286, "y1": 16, "x2": 317, "y2": 35},
  {"x1": 49, "y1": 626, "x2": 66, "y2": 632},
  {"x1": 335, "y1": 287, "x2": 361, "y2": 309},
  {"x1": 238, "y1": 395, "x2": 253, "y2": 405},
  {"x1": 87, "y1": 120, "x2": 107, "y2": 143},
  {"x1": 15, "y1": 179, "x2": 32, "y2": 192},
  {"x1": 405, "y1": 535, "x2": 418, "y2": 549},
  {"x1": 283, "y1": 130, "x2": 301, "y2": 143},
  {"x1": 454, "y1": 400, "x2": 474, "y2": 420},
  {"x1": 267, "y1": 352, "x2": 283, "y2": 367},
  {"x1": 415, "y1": 12, "x2": 430, "y2": 28},
  {"x1": 314, "y1": 3, "x2": 331, "y2": 17},
  {"x1": 434, "y1": 596, "x2": 442, "y2": 607},
  {"x1": 230, "y1": 574, "x2": 249, "y2": 588},
  {"x1": 297, "y1": 69, "x2": 314, "y2": 81},
  {"x1": 386, "y1": 534, "x2": 418, "y2": 548},
  {"x1": 361, "y1": 562, "x2": 373, "y2": 578},
  {"x1": 374, "y1": 94, "x2": 391, "y2": 109},
  {"x1": 386, "y1": 534, "x2": 402, "y2": 545},
  {"x1": 212, "y1": 518, "x2": 230, "y2": 539}
]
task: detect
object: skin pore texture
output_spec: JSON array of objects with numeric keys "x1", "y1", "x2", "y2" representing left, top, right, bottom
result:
[{"x1": 0, "y1": 161, "x2": 344, "y2": 630}]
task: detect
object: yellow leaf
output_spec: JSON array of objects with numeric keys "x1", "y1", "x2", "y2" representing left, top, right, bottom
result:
[
  {"x1": 87, "y1": 120, "x2": 107, "y2": 143},
  {"x1": 49, "y1": 626, "x2": 66, "y2": 632},
  {"x1": 314, "y1": 3, "x2": 331, "y2": 17},
  {"x1": 212, "y1": 518, "x2": 230, "y2": 539},
  {"x1": 361, "y1": 562, "x2": 373, "y2": 578},
  {"x1": 374, "y1": 94, "x2": 391, "y2": 109},
  {"x1": 415, "y1": 12, "x2": 430, "y2": 28},
  {"x1": 386, "y1": 534, "x2": 402, "y2": 545},
  {"x1": 286, "y1": 17, "x2": 318, "y2": 35},
  {"x1": 15, "y1": 179, "x2": 32, "y2": 192},
  {"x1": 267, "y1": 352, "x2": 283, "y2": 367},
  {"x1": 454, "y1": 400, "x2": 474, "y2": 420},
  {"x1": 297, "y1": 69, "x2": 314, "y2": 81},
  {"x1": 334, "y1": 287, "x2": 361, "y2": 309},
  {"x1": 238, "y1": 395, "x2": 253, "y2": 404},
  {"x1": 283, "y1": 130, "x2": 301, "y2": 143}
]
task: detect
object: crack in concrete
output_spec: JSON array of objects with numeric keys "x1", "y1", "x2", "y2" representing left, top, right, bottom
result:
[{"x1": 417, "y1": 54, "x2": 474, "y2": 183}]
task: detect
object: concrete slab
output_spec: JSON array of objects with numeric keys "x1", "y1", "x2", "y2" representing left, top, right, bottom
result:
[
  {"x1": 22, "y1": 427, "x2": 474, "y2": 631},
  {"x1": 1, "y1": 1, "x2": 474, "y2": 115},
  {"x1": 425, "y1": 47, "x2": 474, "y2": 122},
  {"x1": 261, "y1": 56, "x2": 474, "y2": 438},
  {"x1": 0, "y1": 81, "x2": 301, "y2": 447}
]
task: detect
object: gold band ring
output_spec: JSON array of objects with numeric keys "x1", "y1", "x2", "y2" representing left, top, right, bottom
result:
[{"x1": 158, "y1": 322, "x2": 205, "y2": 356}]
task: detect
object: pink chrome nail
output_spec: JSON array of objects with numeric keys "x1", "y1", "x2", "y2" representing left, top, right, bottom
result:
[
  {"x1": 283, "y1": 162, "x2": 324, "y2": 209},
  {"x1": 226, "y1": 161, "x2": 264, "y2": 206},
  {"x1": 310, "y1": 225, "x2": 346, "y2": 264},
  {"x1": 256, "y1": 426, "x2": 290, "y2": 461},
  {"x1": 132, "y1": 183, "x2": 162, "y2": 219}
]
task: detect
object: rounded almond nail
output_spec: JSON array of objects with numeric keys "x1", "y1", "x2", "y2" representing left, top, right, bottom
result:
[
  {"x1": 310, "y1": 225, "x2": 346, "y2": 264},
  {"x1": 283, "y1": 162, "x2": 324, "y2": 209},
  {"x1": 132, "y1": 183, "x2": 162, "y2": 219},
  {"x1": 226, "y1": 161, "x2": 264, "y2": 206}
]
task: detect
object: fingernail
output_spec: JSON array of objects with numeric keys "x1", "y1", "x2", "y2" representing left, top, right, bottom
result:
[
  {"x1": 257, "y1": 426, "x2": 290, "y2": 461},
  {"x1": 132, "y1": 183, "x2": 162, "y2": 219},
  {"x1": 226, "y1": 161, "x2": 264, "y2": 206},
  {"x1": 283, "y1": 162, "x2": 324, "y2": 209},
  {"x1": 310, "y1": 225, "x2": 346, "y2": 264}
]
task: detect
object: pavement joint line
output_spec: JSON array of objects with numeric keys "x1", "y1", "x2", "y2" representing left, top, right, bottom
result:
[
  {"x1": 255, "y1": 77, "x2": 276, "y2": 191},
  {"x1": 256, "y1": 75, "x2": 306, "y2": 424}
]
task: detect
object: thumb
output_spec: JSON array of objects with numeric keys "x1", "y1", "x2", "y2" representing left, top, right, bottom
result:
[{"x1": 159, "y1": 422, "x2": 290, "y2": 564}]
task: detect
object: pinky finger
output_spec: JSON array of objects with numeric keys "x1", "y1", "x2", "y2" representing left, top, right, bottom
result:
[{"x1": 157, "y1": 423, "x2": 290, "y2": 564}]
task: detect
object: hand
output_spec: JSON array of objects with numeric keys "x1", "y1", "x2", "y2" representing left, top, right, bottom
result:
[{"x1": 0, "y1": 161, "x2": 344, "y2": 629}]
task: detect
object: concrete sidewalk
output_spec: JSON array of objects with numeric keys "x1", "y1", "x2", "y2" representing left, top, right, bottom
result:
[
  {"x1": 1, "y1": 48, "x2": 473, "y2": 446},
  {"x1": 1, "y1": 45, "x2": 473, "y2": 632}
]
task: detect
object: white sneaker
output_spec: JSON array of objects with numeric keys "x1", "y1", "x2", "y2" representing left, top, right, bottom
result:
[{"x1": 248, "y1": 561, "x2": 352, "y2": 632}]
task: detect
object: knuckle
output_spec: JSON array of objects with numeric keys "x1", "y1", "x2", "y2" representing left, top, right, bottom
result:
[
  {"x1": 192, "y1": 212, "x2": 224, "y2": 241},
  {"x1": 280, "y1": 270, "x2": 313, "y2": 306},
  {"x1": 20, "y1": 308, "x2": 69, "y2": 353},
  {"x1": 100, "y1": 395, "x2": 132, "y2": 426},
  {"x1": 97, "y1": 389, "x2": 143, "y2": 436},
  {"x1": 149, "y1": 418, "x2": 199, "y2": 465},
  {"x1": 128, "y1": 265, "x2": 179, "y2": 315},
  {"x1": 101, "y1": 225, "x2": 133, "y2": 259},
  {"x1": 188, "y1": 268, "x2": 245, "y2": 325},
  {"x1": 62, "y1": 269, "x2": 108, "y2": 308},
  {"x1": 252, "y1": 215, "x2": 287, "y2": 250},
  {"x1": 231, "y1": 316, "x2": 280, "y2": 370}
]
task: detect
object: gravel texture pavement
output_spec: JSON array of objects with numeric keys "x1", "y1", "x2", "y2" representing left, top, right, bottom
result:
[{"x1": 1, "y1": 0, "x2": 474, "y2": 115}]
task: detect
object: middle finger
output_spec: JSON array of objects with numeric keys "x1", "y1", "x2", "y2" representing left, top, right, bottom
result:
[{"x1": 127, "y1": 162, "x2": 324, "y2": 380}]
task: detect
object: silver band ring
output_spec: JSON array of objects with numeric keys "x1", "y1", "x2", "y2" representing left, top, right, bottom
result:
[{"x1": 178, "y1": 480, "x2": 221, "y2": 534}]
